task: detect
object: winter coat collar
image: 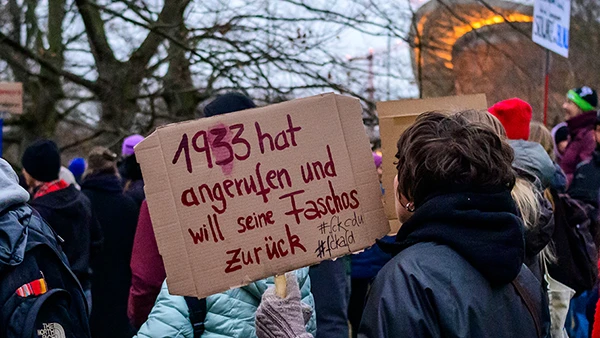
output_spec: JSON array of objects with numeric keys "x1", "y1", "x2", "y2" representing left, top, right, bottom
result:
[
  {"x1": 379, "y1": 189, "x2": 525, "y2": 285},
  {"x1": 567, "y1": 111, "x2": 596, "y2": 136},
  {"x1": 81, "y1": 173, "x2": 123, "y2": 193}
]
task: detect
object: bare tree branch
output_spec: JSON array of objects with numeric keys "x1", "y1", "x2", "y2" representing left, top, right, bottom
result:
[
  {"x1": 74, "y1": 0, "x2": 118, "y2": 70},
  {"x1": 0, "y1": 31, "x2": 99, "y2": 90}
]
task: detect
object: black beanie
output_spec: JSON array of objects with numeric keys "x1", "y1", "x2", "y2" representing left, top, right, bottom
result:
[
  {"x1": 204, "y1": 92, "x2": 256, "y2": 117},
  {"x1": 21, "y1": 140, "x2": 61, "y2": 182}
]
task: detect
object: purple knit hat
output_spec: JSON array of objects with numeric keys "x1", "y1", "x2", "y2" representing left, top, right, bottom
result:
[{"x1": 122, "y1": 134, "x2": 144, "y2": 157}]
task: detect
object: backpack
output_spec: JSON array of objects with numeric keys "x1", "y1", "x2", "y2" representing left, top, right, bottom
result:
[
  {"x1": 511, "y1": 264, "x2": 551, "y2": 338},
  {"x1": 184, "y1": 297, "x2": 207, "y2": 338},
  {"x1": 0, "y1": 205, "x2": 91, "y2": 338},
  {"x1": 547, "y1": 191, "x2": 598, "y2": 294}
]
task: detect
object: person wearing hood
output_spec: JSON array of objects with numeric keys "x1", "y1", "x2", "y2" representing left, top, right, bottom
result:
[
  {"x1": 530, "y1": 121, "x2": 568, "y2": 192},
  {"x1": 0, "y1": 158, "x2": 92, "y2": 337},
  {"x1": 21, "y1": 139, "x2": 101, "y2": 299},
  {"x1": 119, "y1": 134, "x2": 145, "y2": 208},
  {"x1": 559, "y1": 86, "x2": 599, "y2": 184},
  {"x1": 81, "y1": 147, "x2": 139, "y2": 338},
  {"x1": 485, "y1": 100, "x2": 555, "y2": 280},
  {"x1": 354, "y1": 111, "x2": 548, "y2": 337},
  {"x1": 489, "y1": 98, "x2": 556, "y2": 190}
]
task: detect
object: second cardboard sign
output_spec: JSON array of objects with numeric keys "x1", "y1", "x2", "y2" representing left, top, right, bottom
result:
[{"x1": 377, "y1": 94, "x2": 488, "y2": 233}]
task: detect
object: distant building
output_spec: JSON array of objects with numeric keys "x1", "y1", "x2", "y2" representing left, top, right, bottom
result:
[{"x1": 410, "y1": 0, "x2": 595, "y2": 125}]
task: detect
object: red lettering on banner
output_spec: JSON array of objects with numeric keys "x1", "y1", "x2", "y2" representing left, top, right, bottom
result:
[
  {"x1": 255, "y1": 115, "x2": 302, "y2": 154},
  {"x1": 188, "y1": 214, "x2": 226, "y2": 244},
  {"x1": 280, "y1": 181, "x2": 360, "y2": 224},
  {"x1": 171, "y1": 123, "x2": 252, "y2": 173},
  {"x1": 237, "y1": 210, "x2": 275, "y2": 234},
  {"x1": 301, "y1": 145, "x2": 337, "y2": 183},
  {"x1": 223, "y1": 223, "x2": 306, "y2": 273}
]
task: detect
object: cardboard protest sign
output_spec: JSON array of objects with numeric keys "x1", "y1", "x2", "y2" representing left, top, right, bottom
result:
[
  {"x1": 0, "y1": 82, "x2": 23, "y2": 115},
  {"x1": 377, "y1": 94, "x2": 488, "y2": 233},
  {"x1": 136, "y1": 93, "x2": 389, "y2": 298}
]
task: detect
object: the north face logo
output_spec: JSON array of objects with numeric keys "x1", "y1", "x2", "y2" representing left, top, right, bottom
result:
[{"x1": 37, "y1": 323, "x2": 66, "y2": 338}]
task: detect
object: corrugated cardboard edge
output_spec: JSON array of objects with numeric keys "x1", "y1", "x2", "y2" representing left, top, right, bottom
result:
[
  {"x1": 188, "y1": 93, "x2": 391, "y2": 286},
  {"x1": 376, "y1": 94, "x2": 488, "y2": 232},
  {"x1": 135, "y1": 132, "x2": 197, "y2": 296},
  {"x1": 378, "y1": 115, "x2": 420, "y2": 228},
  {"x1": 136, "y1": 92, "x2": 390, "y2": 297},
  {"x1": 334, "y1": 95, "x2": 390, "y2": 244}
]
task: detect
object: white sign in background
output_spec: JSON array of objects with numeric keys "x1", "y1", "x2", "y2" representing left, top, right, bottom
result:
[{"x1": 532, "y1": 0, "x2": 571, "y2": 58}]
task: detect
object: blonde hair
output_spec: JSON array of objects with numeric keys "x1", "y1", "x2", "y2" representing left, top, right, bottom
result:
[
  {"x1": 511, "y1": 177, "x2": 539, "y2": 231},
  {"x1": 511, "y1": 177, "x2": 556, "y2": 262},
  {"x1": 529, "y1": 122, "x2": 554, "y2": 159},
  {"x1": 456, "y1": 109, "x2": 507, "y2": 138}
]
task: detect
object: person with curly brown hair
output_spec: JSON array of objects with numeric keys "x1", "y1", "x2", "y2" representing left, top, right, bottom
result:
[{"x1": 357, "y1": 112, "x2": 548, "y2": 337}]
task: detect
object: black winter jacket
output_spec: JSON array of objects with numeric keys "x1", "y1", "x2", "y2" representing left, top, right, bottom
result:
[
  {"x1": 568, "y1": 147, "x2": 600, "y2": 206},
  {"x1": 359, "y1": 189, "x2": 549, "y2": 338},
  {"x1": 81, "y1": 174, "x2": 139, "y2": 338},
  {"x1": 119, "y1": 154, "x2": 145, "y2": 208},
  {"x1": 29, "y1": 185, "x2": 101, "y2": 289}
]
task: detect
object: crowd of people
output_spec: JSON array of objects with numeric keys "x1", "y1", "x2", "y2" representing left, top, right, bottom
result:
[{"x1": 1, "y1": 87, "x2": 600, "y2": 337}]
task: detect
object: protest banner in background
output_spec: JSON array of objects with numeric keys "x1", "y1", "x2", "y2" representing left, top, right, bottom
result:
[
  {"x1": 136, "y1": 93, "x2": 390, "y2": 298},
  {"x1": 377, "y1": 94, "x2": 488, "y2": 233},
  {"x1": 0, "y1": 82, "x2": 23, "y2": 115},
  {"x1": 532, "y1": 0, "x2": 571, "y2": 58}
]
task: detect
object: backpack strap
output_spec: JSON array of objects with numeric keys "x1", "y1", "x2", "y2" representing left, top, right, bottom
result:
[
  {"x1": 511, "y1": 265, "x2": 544, "y2": 338},
  {"x1": 184, "y1": 296, "x2": 206, "y2": 338}
]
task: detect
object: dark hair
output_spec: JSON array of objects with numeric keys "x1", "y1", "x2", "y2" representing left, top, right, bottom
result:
[{"x1": 395, "y1": 112, "x2": 515, "y2": 207}]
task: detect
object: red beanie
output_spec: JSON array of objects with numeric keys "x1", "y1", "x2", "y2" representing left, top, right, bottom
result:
[{"x1": 488, "y1": 98, "x2": 532, "y2": 140}]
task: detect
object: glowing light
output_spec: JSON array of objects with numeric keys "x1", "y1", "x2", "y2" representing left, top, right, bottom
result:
[{"x1": 414, "y1": 11, "x2": 533, "y2": 69}]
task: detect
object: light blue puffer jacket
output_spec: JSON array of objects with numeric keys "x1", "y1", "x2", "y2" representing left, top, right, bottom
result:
[{"x1": 134, "y1": 268, "x2": 316, "y2": 338}]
